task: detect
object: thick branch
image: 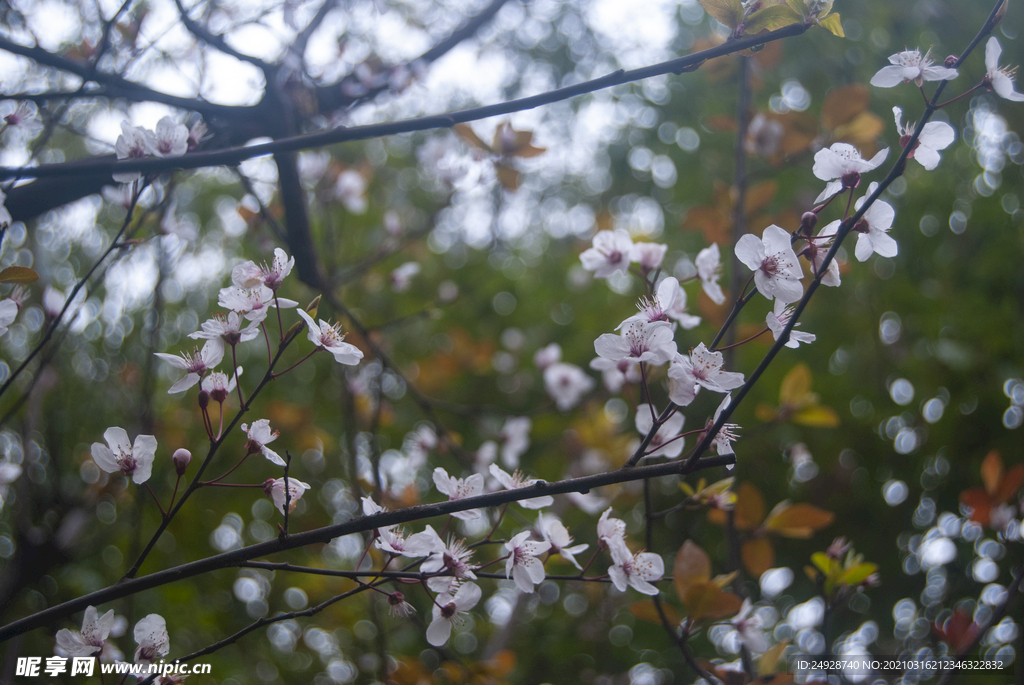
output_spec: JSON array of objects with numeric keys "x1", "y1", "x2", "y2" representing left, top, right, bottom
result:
[
  {"x1": 0, "y1": 22, "x2": 810, "y2": 182},
  {"x1": 0, "y1": 453, "x2": 733, "y2": 640}
]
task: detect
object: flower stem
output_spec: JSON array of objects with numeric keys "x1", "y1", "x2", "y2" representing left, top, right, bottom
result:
[
  {"x1": 714, "y1": 327, "x2": 769, "y2": 351},
  {"x1": 271, "y1": 349, "x2": 318, "y2": 379},
  {"x1": 143, "y1": 483, "x2": 167, "y2": 519}
]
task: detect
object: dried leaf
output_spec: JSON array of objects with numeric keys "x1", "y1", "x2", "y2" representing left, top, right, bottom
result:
[
  {"x1": 684, "y1": 582, "x2": 743, "y2": 622},
  {"x1": 821, "y1": 84, "x2": 871, "y2": 130},
  {"x1": 0, "y1": 266, "x2": 39, "y2": 284},
  {"x1": 708, "y1": 481, "x2": 765, "y2": 530},
  {"x1": 765, "y1": 503, "x2": 834, "y2": 538},
  {"x1": 982, "y1": 451, "x2": 1004, "y2": 495},
  {"x1": 744, "y1": 181, "x2": 778, "y2": 215},
  {"x1": 674, "y1": 540, "x2": 712, "y2": 599},
  {"x1": 741, "y1": 538, "x2": 775, "y2": 578},
  {"x1": 631, "y1": 600, "x2": 681, "y2": 626},
  {"x1": 495, "y1": 164, "x2": 522, "y2": 190}
]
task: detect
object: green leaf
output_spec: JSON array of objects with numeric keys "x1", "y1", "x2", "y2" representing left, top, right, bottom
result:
[
  {"x1": 839, "y1": 562, "x2": 878, "y2": 586},
  {"x1": 819, "y1": 13, "x2": 844, "y2": 37},
  {"x1": 785, "y1": 0, "x2": 808, "y2": 16},
  {"x1": 698, "y1": 0, "x2": 744, "y2": 29},
  {"x1": 0, "y1": 266, "x2": 39, "y2": 284},
  {"x1": 745, "y1": 5, "x2": 803, "y2": 33}
]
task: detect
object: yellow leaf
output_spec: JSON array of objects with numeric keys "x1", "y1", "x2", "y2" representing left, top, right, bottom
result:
[
  {"x1": 631, "y1": 600, "x2": 681, "y2": 626},
  {"x1": 741, "y1": 538, "x2": 775, "y2": 578},
  {"x1": 697, "y1": 0, "x2": 744, "y2": 28},
  {"x1": 818, "y1": 13, "x2": 844, "y2": 37},
  {"x1": 785, "y1": 0, "x2": 807, "y2": 15},
  {"x1": 759, "y1": 640, "x2": 790, "y2": 676},
  {"x1": 779, "y1": 364, "x2": 813, "y2": 405},
  {"x1": 832, "y1": 111, "x2": 885, "y2": 150},
  {"x1": 674, "y1": 540, "x2": 712, "y2": 599},
  {"x1": 838, "y1": 562, "x2": 878, "y2": 586},
  {"x1": 0, "y1": 266, "x2": 39, "y2": 284},
  {"x1": 792, "y1": 405, "x2": 840, "y2": 428},
  {"x1": 745, "y1": 4, "x2": 803, "y2": 33},
  {"x1": 755, "y1": 403, "x2": 779, "y2": 422},
  {"x1": 811, "y1": 552, "x2": 835, "y2": 576},
  {"x1": 765, "y1": 503, "x2": 834, "y2": 538},
  {"x1": 821, "y1": 84, "x2": 870, "y2": 130}
]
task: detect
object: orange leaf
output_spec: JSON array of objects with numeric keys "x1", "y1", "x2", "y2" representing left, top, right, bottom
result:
[
  {"x1": 742, "y1": 538, "x2": 775, "y2": 578},
  {"x1": 684, "y1": 582, "x2": 743, "y2": 622},
  {"x1": 959, "y1": 487, "x2": 992, "y2": 526},
  {"x1": 821, "y1": 84, "x2": 870, "y2": 129},
  {"x1": 981, "y1": 450, "x2": 1003, "y2": 495},
  {"x1": 765, "y1": 503, "x2": 834, "y2": 538},
  {"x1": 453, "y1": 123, "x2": 491, "y2": 152},
  {"x1": 631, "y1": 600, "x2": 681, "y2": 626},
  {"x1": 995, "y1": 464, "x2": 1024, "y2": 504},
  {"x1": 495, "y1": 164, "x2": 521, "y2": 190},
  {"x1": 674, "y1": 540, "x2": 712, "y2": 599},
  {"x1": 705, "y1": 114, "x2": 738, "y2": 132},
  {"x1": 735, "y1": 481, "x2": 766, "y2": 530},
  {"x1": 744, "y1": 181, "x2": 778, "y2": 215}
]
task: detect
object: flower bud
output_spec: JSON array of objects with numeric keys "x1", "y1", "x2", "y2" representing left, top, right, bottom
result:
[
  {"x1": 800, "y1": 211, "x2": 818, "y2": 233},
  {"x1": 944, "y1": 54, "x2": 958, "y2": 68},
  {"x1": 261, "y1": 478, "x2": 276, "y2": 496},
  {"x1": 840, "y1": 170, "x2": 860, "y2": 189},
  {"x1": 198, "y1": 389, "x2": 210, "y2": 410},
  {"x1": 172, "y1": 448, "x2": 191, "y2": 476}
]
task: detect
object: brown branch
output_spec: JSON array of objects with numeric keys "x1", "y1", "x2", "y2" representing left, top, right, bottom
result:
[
  {"x1": 0, "y1": 452, "x2": 734, "y2": 641},
  {"x1": 172, "y1": 0, "x2": 273, "y2": 71},
  {"x1": 0, "y1": 21, "x2": 811, "y2": 182}
]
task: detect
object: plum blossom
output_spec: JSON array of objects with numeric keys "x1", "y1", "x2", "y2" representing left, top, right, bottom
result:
[
  {"x1": 55, "y1": 606, "x2": 115, "y2": 657},
  {"x1": 607, "y1": 536, "x2": 664, "y2": 596},
  {"x1": 732, "y1": 599, "x2": 769, "y2": 652},
  {"x1": 0, "y1": 189, "x2": 10, "y2": 228},
  {"x1": 635, "y1": 404, "x2": 686, "y2": 458},
  {"x1": 851, "y1": 182, "x2": 898, "y2": 261},
  {"x1": 361, "y1": 497, "x2": 436, "y2": 557},
  {"x1": 201, "y1": 369, "x2": 239, "y2": 403},
  {"x1": 695, "y1": 244, "x2": 726, "y2": 304},
  {"x1": 690, "y1": 343, "x2": 745, "y2": 393},
  {"x1": 497, "y1": 416, "x2": 531, "y2": 468},
  {"x1": 433, "y1": 467, "x2": 484, "y2": 520},
  {"x1": 335, "y1": 169, "x2": 368, "y2": 213},
  {"x1": 264, "y1": 477, "x2": 311, "y2": 514},
  {"x1": 595, "y1": 321, "x2": 676, "y2": 366},
  {"x1": 0, "y1": 298, "x2": 17, "y2": 336},
  {"x1": 667, "y1": 354, "x2": 698, "y2": 407},
  {"x1": 218, "y1": 285, "x2": 297, "y2": 324},
  {"x1": 620, "y1": 277, "x2": 700, "y2": 330},
  {"x1": 1, "y1": 100, "x2": 44, "y2": 136},
  {"x1": 812, "y1": 143, "x2": 889, "y2": 204},
  {"x1": 735, "y1": 225, "x2": 804, "y2": 303},
  {"x1": 631, "y1": 242, "x2": 667, "y2": 271},
  {"x1": 767, "y1": 300, "x2": 816, "y2": 348},
  {"x1": 805, "y1": 221, "x2": 842, "y2": 287},
  {"x1": 154, "y1": 340, "x2": 223, "y2": 393},
  {"x1": 420, "y1": 529, "x2": 478, "y2": 592},
  {"x1": 113, "y1": 122, "x2": 156, "y2": 182},
  {"x1": 984, "y1": 38, "x2": 1024, "y2": 102},
  {"x1": 390, "y1": 262, "x2": 421, "y2": 292},
  {"x1": 387, "y1": 592, "x2": 416, "y2": 618},
  {"x1": 537, "y1": 514, "x2": 589, "y2": 569},
  {"x1": 893, "y1": 107, "x2": 955, "y2": 170},
  {"x1": 152, "y1": 117, "x2": 189, "y2": 157},
  {"x1": 580, "y1": 229, "x2": 633, "y2": 278},
  {"x1": 190, "y1": 311, "x2": 260, "y2": 347},
  {"x1": 709, "y1": 394, "x2": 740, "y2": 457},
  {"x1": 870, "y1": 48, "x2": 958, "y2": 88},
  {"x1": 598, "y1": 508, "x2": 626, "y2": 546},
  {"x1": 232, "y1": 248, "x2": 294, "y2": 291},
  {"x1": 505, "y1": 531, "x2": 551, "y2": 593},
  {"x1": 533, "y1": 343, "x2": 561, "y2": 369},
  {"x1": 296, "y1": 309, "x2": 363, "y2": 365},
  {"x1": 590, "y1": 356, "x2": 641, "y2": 393},
  {"x1": 489, "y1": 464, "x2": 553, "y2": 509},
  {"x1": 543, "y1": 362, "x2": 595, "y2": 411},
  {"x1": 404, "y1": 424, "x2": 437, "y2": 464},
  {"x1": 0, "y1": 461, "x2": 22, "y2": 509},
  {"x1": 241, "y1": 419, "x2": 284, "y2": 466},
  {"x1": 133, "y1": 614, "x2": 169, "y2": 665},
  {"x1": 91, "y1": 427, "x2": 157, "y2": 484},
  {"x1": 427, "y1": 582, "x2": 481, "y2": 647}
]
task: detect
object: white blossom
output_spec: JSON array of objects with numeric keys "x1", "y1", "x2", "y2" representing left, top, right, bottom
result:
[
  {"x1": 497, "y1": 416, "x2": 531, "y2": 468},
  {"x1": 189, "y1": 311, "x2": 260, "y2": 347},
  {"x1": 598, "y1": 508, "x2": 626, "y2": 546},
  {"x1": 241, "y1": 419, "x2": 284, "y2": 466},
  {"x1": 55, "y1": 606, "x2": 115, "y2": 657},
  {"x1": 152, "y1": 117, "x2": 189, "y2": 157},
  {"x1": 580, "y1": 229, "x2": 633, "y2": 278},
  {"x1": 806, "y1": 221, "x2": 842, "y2": 287},
  {"x1": 812, "y1": 143, "x2": 889, "y2": 204},
  {"x1": 113, "y1": 122, "x2": 156, "y2": 182},
  {"x1": 590, "y1": 356, "x2": 641, "y2": 394},
  {"x1": 537, "y1": 514, "x2": 589, "y2": 569},
  {"x1": 735, "y1": 225, "x2": 804, "y2": 303},
  {"x1": 420, "y1": 530, "x2": 477, "y2": 592},
  {"x1": 690, "y1": 343, "x2": 745, "y2": 393},
  {"x1": 631, "y1": 242, "x2": 667, "y2": 271},
  {"x1": 432, "y1": 467, "x2": 484, "y2": 520},
  {"x1": 232, "y1": 248, "x2": 294, "y2": 291},
  {"x1": 0, "y1": 299, "x2": 17, "y2": 336},
  {"x1": 504, "y1": 531, "x2": 551, "y2": 593},
  {"x1": 667, "y1": 354, "x2": 698, "y2": 407},
  {"x1": 296, "y1": 309, "x2": 363, "y2": 365},
  {"x1": 696, "y1": 244, "x2": 726, "y2": 305},
  {"x1": 133, "y1": 614, "x2": 169, "y2": 665},
  {"x1": 607, "y1": 536, "x2": 664, "y2": 596},
  {"x1": 201, "y1": 369, "x2": 239, "y2": 403},
  {"x1": 154, "y1": 340, "x2": 224, "y2": 393},
  {"x1": 390, "y1": 262, "x2": 421, "y2": 292},
  {"x1": 264, "y1": 477, "x2": 311, "y2": 514},
  {"x1": 619, "y1": 277, "x2": 700, "y2": 330},
  {"x1": 489, "y1": 464, "x2": 553, "y2": 509},
  {"x1": 852, "y1": 182, "x2": 898, "y2": 262},
  {"x1": 635, "y1": 404, "x2": 686, "y2": 458},
  {"x1": 710, "y1": 394, "x2": 740, "y2": 457},
  {"x1": 893, "y1": 107, "x2": 955, "y2": 171},
  {"x1": 533, "y1": 343, "x2": 561, "y2": 369},
  {"x1": 91, "y1": 427, "x2": 157, "y2": 484},
  {"x1": 732, "y1": 599, "x2": 769, "y2": 652},
  {"x1": 1, "y1": 100, "x2": 44, "y2": 136},
  {"x1": 985, "y1": 38, "x2": 1024, "y2": 102},
  {"x1": 543, "y1": 362, "x2": 595, "y2": 411},
  {"x1": 595, "y1": 321, "x2": 677, "y2": 366},
  {"x1": 766, "y1": 300, "x2": 816, "y2": 348},
  {"x1": 218, "y1": 285, "x2": 298, "y2": 324},
  {"x1": 426, "y1": 582, "x2": 481, "y2": 646},
  {"x1": 870, "y1": 48, "x2": 958, "y2": 88}
]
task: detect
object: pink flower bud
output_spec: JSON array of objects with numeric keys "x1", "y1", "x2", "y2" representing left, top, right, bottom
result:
[
  {"x1": 172, "y1": 448, "x2": 191, "y2": 476},
  {"x1": 800, "y1": 211, "x2": 818, "y2": 234},
  {"x1": 841, "y1": 170, "x2": 861, "y2": 189},
  {"x1": 198, "y1": 389, "x2": 210, "y2": 410},
  {"x1": 944, "y1": 55, "x2": 958, "y2": 68}
]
